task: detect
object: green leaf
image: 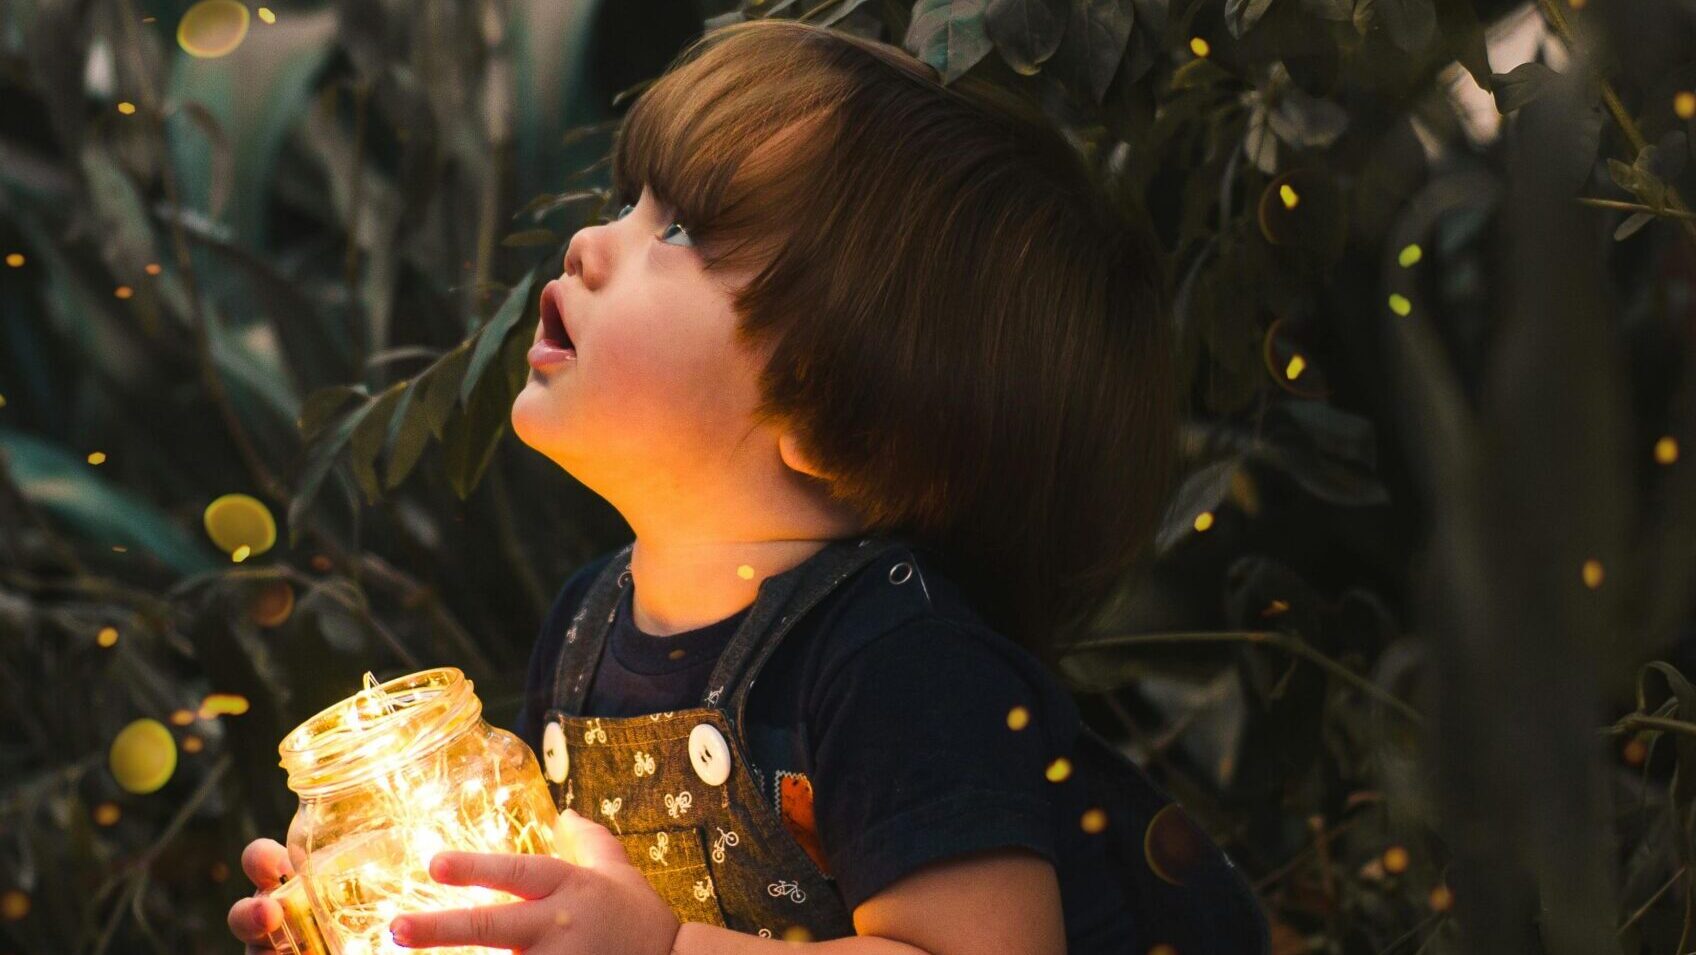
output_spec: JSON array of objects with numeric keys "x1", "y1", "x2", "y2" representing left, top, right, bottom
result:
[
  {"x1": 984, "y1": 0, "x2": 1068, "y2": 76},
  {"x1": 1436, "y1": 0, "x2": 1492, "y2": 92},
  {"x1": 1054, "y1": 0, "x2": 1135, "y2": 104},
  {"x1": 297, "y1": 385, "x2": 368, "y2": 443},
  {"x1": 461, "y1": 271, "x2": 539, "y2": 406},
  {"x1": 1352, "y1": 0, "x2": 1436, "y2": 54},
  {"x1": 904, "y1": 0, "x2": 994, "y2": 85},
  {"x1": 1155, "y1": 456, "x2": 1241, "y2": 554},
  {"x1": 1491, "y1": 62, "x2": 1557, "y2": 113},
  {"x1": 349, "y1": 381, "x2": 408, "y2": 506},
  {"x1": 500, "y1": 228, "x2": 561, "y2": 247},
  {"x1": 441, "y1": 335, "x2": 525, "y2": 501},
  {"x1": 0, "y1": 427, "x2": 222, "y2": 576},
  {"x1": 1225, "y1": 0, "x2": 1277, "y2": 37},
  {"x1": 383, "y1": 376, "x2": 431, "y2": 491},
  {"x1": 422, "y1": 343, "x2": 474, "y2": 441}
]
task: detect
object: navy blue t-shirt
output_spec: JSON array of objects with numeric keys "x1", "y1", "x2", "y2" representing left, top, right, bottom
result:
[{"x1": 513, "y1": 545, "x2": 1137, "y2": 951}]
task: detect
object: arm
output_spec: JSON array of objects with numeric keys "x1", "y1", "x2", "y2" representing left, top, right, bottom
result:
[{"x1": 672, "y1": 848, "x2": 1065, "y2": 955}]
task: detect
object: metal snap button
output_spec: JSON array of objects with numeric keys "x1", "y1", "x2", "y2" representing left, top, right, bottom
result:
[
  {"x1": 542, "y1": 720, "x2": 569, "y2": 784},
  {"x1": 888, "y1": 561, "x2": 913, "y2": 585},
  {"x1": 688, "y1": 723, "x2": 733, "y2": 787},
  {"x1": 617, "y1": 568, "x2": 631, "y2": 587}
]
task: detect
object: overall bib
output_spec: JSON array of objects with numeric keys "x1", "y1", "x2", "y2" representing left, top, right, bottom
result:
[{"x1": 535, "y1": 535, "x2": 907, "y2": 940}]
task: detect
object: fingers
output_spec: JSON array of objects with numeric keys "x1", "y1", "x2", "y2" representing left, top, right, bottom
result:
[
  {"x1": 390, "y1": 899, "x2": 546, "y2": 950},
  {"x1": 425, "y1": 850, "x2": 572, "y2": 900},
  {"x1": 240, "y1": 838, "x2": 294, "y2": 890},
  {"x1": 228, "y1": 895, "x2": 283, "y2": 944},
  {"x1": 556, "y1": 808, "x2": 631, "y2": 870}
]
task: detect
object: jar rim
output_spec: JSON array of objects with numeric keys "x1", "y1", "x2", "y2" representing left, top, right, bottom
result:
[{"x1": 278, "y1": 667, "x2": 482, "y2": 796}]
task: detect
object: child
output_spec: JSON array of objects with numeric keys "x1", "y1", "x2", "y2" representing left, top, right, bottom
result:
[{"x1": 228, "y1": 17, "x2": 1266, "y2": 955}]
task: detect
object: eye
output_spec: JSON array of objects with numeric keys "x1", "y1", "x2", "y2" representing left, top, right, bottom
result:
[{"x1": 659, "y1": 220, "x2": 693, "y2": 248}]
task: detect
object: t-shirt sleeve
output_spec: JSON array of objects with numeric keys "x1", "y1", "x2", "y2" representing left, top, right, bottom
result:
[{"x1": 806, "y1": 617, "x2": 1072, "y2": 911}]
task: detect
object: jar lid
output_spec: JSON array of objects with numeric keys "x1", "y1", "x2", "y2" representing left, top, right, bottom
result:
[{"x1": 278, "y1": 667, "x2": 481, "y2": 796}]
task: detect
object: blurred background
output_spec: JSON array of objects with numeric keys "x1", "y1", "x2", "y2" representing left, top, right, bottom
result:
[{"x1": 2, "y1": 0, "x2": 1695, "y2": 952}]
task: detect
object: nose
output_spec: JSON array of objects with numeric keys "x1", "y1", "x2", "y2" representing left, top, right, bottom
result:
[{"x1": 561, "y1": 218, "x2": 610, "y2": 289}]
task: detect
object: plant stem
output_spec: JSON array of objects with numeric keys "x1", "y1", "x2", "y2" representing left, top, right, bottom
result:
[{"x1": 1577, "y1": 197, "x2": 1696, "y2": 222}]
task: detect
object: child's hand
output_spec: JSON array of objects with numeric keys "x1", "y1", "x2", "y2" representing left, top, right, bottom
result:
[
  {"x1": 224, "y1": 837, "x2": 294, "y2": 954},
  {"x1": 390, "y1": 808, "x2": 680, "y2": 955}
]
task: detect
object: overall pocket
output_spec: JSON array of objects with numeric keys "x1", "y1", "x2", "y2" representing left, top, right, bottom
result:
[{"x1": 616, "y1": 826, "x2": 728, "y2": 927}]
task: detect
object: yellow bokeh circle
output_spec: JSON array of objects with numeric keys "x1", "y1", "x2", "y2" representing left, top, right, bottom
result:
[
  {"x1": 110, "y1": 718, "x2": 177, "y2": 794},
  {"x1": 204, "y1": 493, "x2": 276, "y2": 558},
  {"x1": 178, "y1": 0, "x2": 250, "y2": 58}
]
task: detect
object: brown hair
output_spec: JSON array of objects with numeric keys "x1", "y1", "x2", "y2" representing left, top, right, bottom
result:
[{"x1": 608, "y1": 18, "x2": 1181, "y2": 662}]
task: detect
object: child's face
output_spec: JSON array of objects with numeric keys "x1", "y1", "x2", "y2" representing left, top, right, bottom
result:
[{"x1": 511, "y1": 185, "x2": 777, "y2": 518}]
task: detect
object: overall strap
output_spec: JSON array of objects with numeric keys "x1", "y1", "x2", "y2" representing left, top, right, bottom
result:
[
  {"x1": 706, "y1": 534, "x2": 912, "y2": 724},
  {"x1": 547, "y1": 535, "x2": 914, "y2": 718},
  {"x1": 549, "y1": 541, "x2": 636, "y2": 713}
]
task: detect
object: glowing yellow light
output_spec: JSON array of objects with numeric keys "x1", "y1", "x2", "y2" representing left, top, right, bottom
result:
[
  {"x1": 1429, "y1": 883, "x2": 1453, "y2": 912},
  {"x1": 1278, "y1": 184, "x2": 1299, "y2": 209},
  {"x1": 1398, "y1": 243, "x2": 1423, "y2": 268},
  {"x1": 1582, "y1": 559, "x2": 1604, "y2": 589},
  {"x1": 178, "y1": 0, "x2": 250, "y2": 58},
  {"x1": 114, "y1": 285, "x2": 133, "y2": 299},
  {"x1": 111, "y1": 545, "x2": 127, "y2": 552},
  {"x1": 251, "y1": 579, "x2": 296, "y2": 627},
  {"x1": 1388, "y1": 293, "x2": 1412, "y2": 316},
  {"x1": 110, "y1": 718, "x2": 177, "y2": 794},
  {"x1": 1285, "y1": 354, "x2": 1306, "y2": 380},
  {"x1": 1, "y1": 889, "x2": 28, "y2": 921},
  {"x1": 93, "y1": 802, "x2": 121, "y2": 826},
  {"x1": 1080, "y1": 808, "x2": 1108, "y2": 834},
  {"x1": 97, "y1": 626, "x2": 119, "y2": 648},
  {"x1": 1006, "y1": 706, "x2": 1030, "y2": 731},
  {"x1": 736, "y1": 564, "x2": 755, "y2": 580},
  {"x1": 200, "y1": 693, "x2": 250, "y2": 718},
  {"x1": 4, "y1": 253, "x2": 22, "y2": 267},
  {"x1": 144, "y1": 262, "x2": 162, "y2": 275},
  {"x1": 783, "y1": 926, "x2": 814, "y2": 943},
  {"x1": 1623, "y1": 737, "x2": 1648, "y2": 766},
  {"x1": 257, "y1": 6, "x2": 276, "y2": 23},
  {"x1": 170, "y1": 709, "x2": 195, "y2": 726},
  {"x1": 203, "y1": 493, "x2": 277, "y2": 558},
  {"x1": 1189, "y1": 36, "x2": 1210, "y2": 57},
  {"x1": 232, "y1": 544, "x2": 252, "y2": 563},
  {"x1": 1656, "y1": 436, "x2": 1678, "y2": 464},
  {"x1": 1262, "y1": 598, "x2": 1290, "y2": 617},
  {"x1": 1382, "y1": 845, "x2": 1409, "y2": 874},
  {"x1": 182, "y1": 734, "x2": 204, "y2": 753},
  {"x1": 1193, "y1": 511, "x2": 1214, "y2": 532},
  {"x1": 117, "y1": 101, "x2": 136, "y2": 115},
  {"x1": 0, "y1": 394, "x2": 7, "y2": 408},
  {"x1": 1677, "y1": 91, "x2": 1696, "y2": 120},
  {"x1": 1045, "y1": 758, "x2": 1073, "y2": 783},
  {"x1": 87, "y1": 451, "x2": 107, "y2": 465}
]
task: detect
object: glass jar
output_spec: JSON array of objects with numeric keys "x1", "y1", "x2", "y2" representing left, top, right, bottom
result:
[{"x1": 263, "y1": 667, "x2": 559, "y2": 955}]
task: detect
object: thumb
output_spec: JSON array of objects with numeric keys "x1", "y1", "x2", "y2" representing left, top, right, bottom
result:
[{"x1": 552, "y1": 808, "x2": 631, "y2": 870}]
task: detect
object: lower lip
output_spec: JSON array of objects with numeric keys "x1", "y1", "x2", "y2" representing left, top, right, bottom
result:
[{"x1": 528, "y1": 340, "x2": 577, "y2": 369}]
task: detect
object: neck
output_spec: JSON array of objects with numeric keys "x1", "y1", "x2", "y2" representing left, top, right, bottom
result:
[{"x1": 625, "y1": 534, "x2": 850, "y2": 636}]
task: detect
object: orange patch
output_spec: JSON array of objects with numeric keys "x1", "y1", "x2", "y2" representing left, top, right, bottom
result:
[{"x1": 778, "y1": 772, "x2": 829, "y2": 875}]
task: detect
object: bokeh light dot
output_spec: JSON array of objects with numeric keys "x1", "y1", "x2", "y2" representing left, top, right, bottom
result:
[
  {"x1": 97, "y1": 626, "x2": 118, "y2": 648},
  {"x1": 93, "y1": 802, "x2": 121, "y2": 826},
  {"x1": 1, "y1": 890, "x2": 27, "y2": 921},
  {"x1": 232, "y1": 544, "x2": 251, "y2": 563},
  {"x1": 109, "y1": 718, "x2": 176, "y2": 794},
  {"x1": 736, "y1": 564, "x2": 755, "y2": 580},
  {"x1": 1388, "y1": 293, "x2": 1412, "y2": 316},
  {"x1": 114, "y1": 285, "x2": 133, "y2": 299},
  {"x1": 4, "y1": 253, "x2": 22, "y2": 267},
  {"x1": 1081, "y1": 807, "x2": 1108, "y2": 834},
  {"x1": 203, "y1": 493, "x2": 276, "y2": 558},
  {"x1": 1656, "y1": 436, "x2": 1678, "y2": 464},
  {"x1": 1429, "y1": 883, "x2": 1453, "y2": 912},
  {"x1": 177, "y1": 0, "x2": 250, "y2": 58},
  {"x1": 1382, "y1": 845, "x2": 1410, "y2": 874},
  {"x1": 170, "y1": 708, "x2": 195, "y2": 726},
  {"x1": 1582, "y1": 559, "x2": 1604, "y2": 589},
  {"x1": 257, "y1": 6, "x2": 276, "y2": 23},
  {"x1": 783, "y1": 926, "x2": 813, "y2": 943},
  {"x1": 200, "y1": 692, "x2": 250, "y2": 718},
  {"x1": 1046, "y1": 758, "x2": 1073, "y2": 783},
  {"x1": 87, "y1": 451, "x2": 106, "y2": 465},
  {"x1": 182, "y1": 734, "x2": 204, "y2": 753},
  {"x1": 1006, "y1": 706, "x2": 1030, "y2": 731},
  {"x1": 1398, "y1": 243, "x2": 1423, "y2": 268},
  {"x1": 1193, "y1": 511, "x2": 1214, "y2": 532},
  {"x1": 144, "y1": 262, "x2": 162, "y2": 275},
  {"x1": 1623, "y1": 737, "x2": 1648, "y2": 766},
  {"x1": 1278, "y1": 184, "x2": 1299, "y2": 209},
  {"x1": 1677, "y1": 91, "x2": 1696, "y2": 120},
  {"x1": 1189, "y1": 36, "x2": 1209, "y2": 57},
  {"x1": 1285, "y1": 355, "x2": 1306, "y2": 380}
]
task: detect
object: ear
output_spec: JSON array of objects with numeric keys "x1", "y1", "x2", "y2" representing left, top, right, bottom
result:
[{"x1": 778, "y1": 430, "x2": 833, "y2": 482}]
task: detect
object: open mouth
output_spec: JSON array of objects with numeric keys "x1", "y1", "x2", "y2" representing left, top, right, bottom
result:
[{"x1": 539, "y1": 288, "x2": 574, "y2": 352}]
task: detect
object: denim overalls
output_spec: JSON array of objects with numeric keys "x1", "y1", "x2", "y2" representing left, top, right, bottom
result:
[{"x1": 535, "y1": 533, "x2": 1270, "y2": 951}]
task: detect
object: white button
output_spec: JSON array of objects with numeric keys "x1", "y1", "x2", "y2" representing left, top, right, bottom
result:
[
  {"x1": 688, "y1": 723, "x2": 732, "y2": 786},
  {"x1": 542, "y1": 721, "x2": 569, "y2": 784}
]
